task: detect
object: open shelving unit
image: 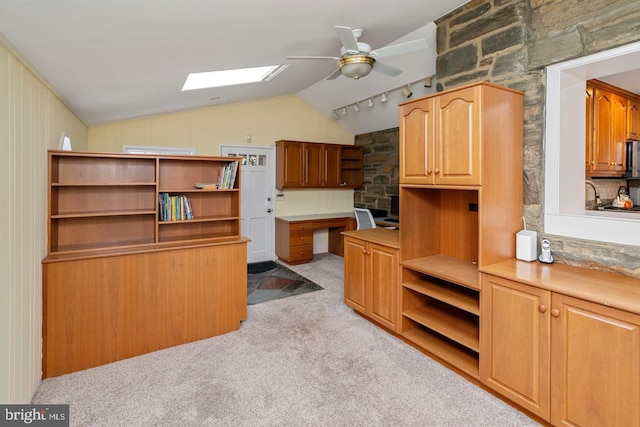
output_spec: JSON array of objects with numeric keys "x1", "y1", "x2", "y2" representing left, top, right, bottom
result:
[
  {"x1": 398, "y1": 82, "x2": 524, "y2": 379},
  {"x1": 339, "y1": 145, "x2": 364, "y2": 188},
  {"x1": 43, "y1": 150, "x2": 248, "y2": 378},
  {"x1": 47, "y1": 151, "x2": 241, "y2": 255}
]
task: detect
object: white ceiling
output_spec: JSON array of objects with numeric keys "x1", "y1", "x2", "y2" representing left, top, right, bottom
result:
[{"x1": 0, "y1": 0, "x2": 470, "y2": 135}]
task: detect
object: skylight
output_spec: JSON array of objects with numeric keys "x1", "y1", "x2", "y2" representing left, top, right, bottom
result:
[{"x1": 182, "y1": 64, "x2": 289, "y2": 91}]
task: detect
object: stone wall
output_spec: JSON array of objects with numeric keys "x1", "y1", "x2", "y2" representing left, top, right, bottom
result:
[
  {"x1": 353, "y1": 128, "x2": 400, "y2": 214},
  {"x1": 435, "y1": 0, "x2": 640, "y2": 277}
]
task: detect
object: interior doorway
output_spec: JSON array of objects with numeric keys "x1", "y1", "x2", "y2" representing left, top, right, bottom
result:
[{"x1": 220, "y1": 145, "x2": 275, "y2": 263}]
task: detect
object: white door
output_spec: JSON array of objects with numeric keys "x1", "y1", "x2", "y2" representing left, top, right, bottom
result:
[{"x1": 220, "y1": 145, "x2": 275, "y2": 263}]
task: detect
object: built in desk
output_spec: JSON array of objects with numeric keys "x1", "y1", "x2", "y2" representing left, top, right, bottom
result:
[{"x1": 275, "y1": 212, "x2": 355, "y2": 264}]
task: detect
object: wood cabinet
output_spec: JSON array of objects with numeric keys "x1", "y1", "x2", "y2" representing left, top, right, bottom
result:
[
  {"x1": 342, "y1": 229, "x2": 400, "y2": 332},
  {"x1": 585, "y1": 79, "x2": 640, "y2": 177},
  {"x1": 276, "y1": 140, "x2": 362, "y2": 189},
  {"x1": 629, "y1": 97, "x2": 640, "y2": 141},
  {"x1": 400, "y1": 85, "x2": 481, "y2": 186},
  {"x1": 481, "y1": 260, "x2": 640, "y2": 427},
  {"x1": 43, "y1": 150, "x2": 248, "y2": 377},
  {"x1": 398, "y1": 82, "x2": 524, "y2": 378}
]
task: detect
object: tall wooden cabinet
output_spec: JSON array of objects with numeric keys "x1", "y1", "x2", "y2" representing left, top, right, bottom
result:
[
  {"x1": 276, "y1": 140, "x2": 363, "y2": 189},
  {"x1": 481, "y1": 260, "x2": 640, "y2": 427},
  {"x1": 398, "y1": 82, "x2": 524, "y2": 378},
  {"x1": 43, "y1": 150, "x2": 248, "y2": 377}
]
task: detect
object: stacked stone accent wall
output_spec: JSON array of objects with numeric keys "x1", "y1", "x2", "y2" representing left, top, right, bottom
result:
[
  {"x1": 434, "y1": 0, "x2": 640, "y2": 277},
  {"x1": 353, "y1": 128, "x2": 400, "y2": 214}
]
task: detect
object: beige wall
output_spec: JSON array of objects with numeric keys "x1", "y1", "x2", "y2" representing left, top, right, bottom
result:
[
  {"x1": 0, "y1": 39, "x2": 88, "y2": 403},
  {"x1": 88, "y1": 96, "x2": 356, "y2": 216}
]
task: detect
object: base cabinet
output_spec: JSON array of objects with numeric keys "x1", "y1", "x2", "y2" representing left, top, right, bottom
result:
[
  {"x1": 43, "y1": 242, "x2": 248, "y2": 378},
  {"x1": 481, "y1": 273, "x2": 640, "y2": 427},
  {"x1": 343, "y1": 230, "x2": 400, "y2": 332}
]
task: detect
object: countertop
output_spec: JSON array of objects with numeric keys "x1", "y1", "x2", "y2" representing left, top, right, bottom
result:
[
  {"x1": 341, "y1": 228, "x2": 400, "y2": 249},
  {"x1": 480, "y1": 259, "x2": 640, "y2": 315}
]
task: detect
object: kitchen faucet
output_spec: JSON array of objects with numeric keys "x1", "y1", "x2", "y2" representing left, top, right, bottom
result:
[{"x1": 585, "y1": 180, "x2": 602, "y2": 205}]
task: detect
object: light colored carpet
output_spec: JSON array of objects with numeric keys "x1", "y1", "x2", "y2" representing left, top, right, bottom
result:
[{"x1": 32, "y1": 253, "x2": 540, "y2": 427}]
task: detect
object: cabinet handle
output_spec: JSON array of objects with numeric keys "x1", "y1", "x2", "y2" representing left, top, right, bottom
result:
[
  {"x1": 551, "y1": 308, "x2": 560, "y2": 317},
  {"x1": 538, "y1": 304, "x2": 547, "y2": 313}
]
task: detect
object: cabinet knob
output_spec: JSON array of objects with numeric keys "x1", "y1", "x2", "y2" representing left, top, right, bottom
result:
[
  {"x1": 434, "y1": 168, "x2": 440, "y2": 174},
  {"x1": 551, "y1": 308, "x2": 560, "y2": 318},
  {"x1": 427, "y1": 169, "x2": 433, "y2": 175},
  {"x1": 538, "y1": 304, "x2": 547, "y2": 313},
  {"x1": 300, "y1": 236, "x2": 304, "y2": 240}
]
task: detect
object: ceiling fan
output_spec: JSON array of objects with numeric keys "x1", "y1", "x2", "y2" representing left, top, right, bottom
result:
[{"x1": 286, "y1": 26, "x2": 428, "y2": 80}]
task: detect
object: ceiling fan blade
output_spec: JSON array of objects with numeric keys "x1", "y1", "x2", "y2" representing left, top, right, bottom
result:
[
  {"x1": 370, "y1": 38, "x2": 428, "y2": 59},
  {"x1": 335, "y1": 26, "x2": 360, "y2": 54},
  {"x1": 286, "y1": 55, "x2": 340, "y2": 60},
  {"x1": 325, "y1": 68, "x2": 343, "y2": 80},
  {"x1": 373, "y1": 61, "x2": 403, "y2": 77}
]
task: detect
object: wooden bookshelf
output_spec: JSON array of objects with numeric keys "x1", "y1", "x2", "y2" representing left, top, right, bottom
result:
[{"x1": 43, "y1": 150, "x2": 248, "y2": 377}]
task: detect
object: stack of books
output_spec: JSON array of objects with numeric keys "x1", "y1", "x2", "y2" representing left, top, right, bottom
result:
[
  {"x1": 158, "y1": 193, "x2": 193, "y2": 221},
  {"x1": 218, "y1": 161, "x2": 239, "y2": 189}
]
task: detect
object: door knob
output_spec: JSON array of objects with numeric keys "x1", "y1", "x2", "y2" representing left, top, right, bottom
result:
[{"x1": 267, "y1": 208, "x2": 272, "y2": 213}]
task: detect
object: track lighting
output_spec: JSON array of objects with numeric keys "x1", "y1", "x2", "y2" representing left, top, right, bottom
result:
[{"x1": 331, "y1": 77, "x2": 429, "y2": 120}]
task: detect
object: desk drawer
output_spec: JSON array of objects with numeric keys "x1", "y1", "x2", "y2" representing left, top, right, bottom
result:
[
  {"x1": 290, "y1": 230, "x2": 313, "y2": 246},
  {"x1": 288, "y1": 244, "x2": 313, "y2": 262},
  {"x1": 289, "y1": 222, "x2": 313, "y2": 232}
]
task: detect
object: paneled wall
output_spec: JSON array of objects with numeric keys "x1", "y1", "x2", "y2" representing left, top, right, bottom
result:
[
  {"x1": 0, "y1": 39, "x2": 88, "y2": 403},
  {"x1": 88, "y1": 96, "x2": 356, "y2": 217}
]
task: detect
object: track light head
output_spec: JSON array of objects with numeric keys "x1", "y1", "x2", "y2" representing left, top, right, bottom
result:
[
  {"x1": 367, "y1": 98, "x2": 374, "y2": 107},
  {"x1": 401, "y1": 86, "x2": 413, "y2": 98},
  {"x1": 353, "y1": 103, "x2": 360, "y2": 113},
  {"x1": 381, "y1": 92, "x2": 388, "y2": 103},
  {"x1": 331, "y1": 110, "x2": 340, "y2": 120},
  {"x1": 341, "y1": 107, "x2": 348, "y2": 116}
]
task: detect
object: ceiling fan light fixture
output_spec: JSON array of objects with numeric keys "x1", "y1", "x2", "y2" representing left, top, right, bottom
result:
[{"x1": 338, "y1": 56, "x2": 375, "y2": 80}]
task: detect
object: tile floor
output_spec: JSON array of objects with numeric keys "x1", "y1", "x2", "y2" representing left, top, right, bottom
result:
[{"x1": 247, "y1": 261, "x2": 323, "y2": 305}]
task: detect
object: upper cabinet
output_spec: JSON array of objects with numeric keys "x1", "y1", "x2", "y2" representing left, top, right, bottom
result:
[
  {"x1": 400, "y1": 85, "x2": 482, "y2": 186},
  {"x1": 586, "y1": 79, "x2": 640, "y2": 177},
  {"x1": 276, "y1": 140, "x2": 363, "y2": 189}
]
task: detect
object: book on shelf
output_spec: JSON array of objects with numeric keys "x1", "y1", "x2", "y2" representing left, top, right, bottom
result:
[
  {"x1": 159, "y1": 193, "x2": 193, "y2": 221},
  {"x1": 217, "y1": 160, "x2": 239, "y2": 189},
  {"x1": 194, "y1": 183, "x2": 218, "y2": 190}
]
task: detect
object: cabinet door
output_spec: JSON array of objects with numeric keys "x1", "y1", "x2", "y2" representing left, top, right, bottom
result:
[
  {"x1": 435, "y1": 87, "x2": 481, "y2": 185},
  {"x1": 586, "y1": 85, "x2": 595, "y2": 173},
  {"x1": 303, "y1": 143, "x2": 323, "y2": 186},
  {"x1": 480, "y1": 274, "x2": 551, "y2": 420},
  {"x1": 368, "y1": 242, "x2": 398, "y2": 331},
  {"x1": 629, "y1": 98, "x2": 640, "y2": 141},
  {"x1": 276, "y1": 141, "x2": 304, "y2": 188},
  {"x1": 343, "y1": 237, "x2": 367, "y2": 313},
  {"x1": 400, "y1": 98, "x2": 434, "y2": 184},
  {"x1": 323, "y1": 144, "x2": 341, "y2": 187},
  {"x1": 592, "y1": 88, "x2": 626, "y2": 175},
  {"x1": 550, "y1": 293, "x2": 640, "y2": 427}
]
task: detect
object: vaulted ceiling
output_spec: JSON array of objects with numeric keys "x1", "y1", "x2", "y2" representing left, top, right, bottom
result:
[{"x1": 0, "y1": 0, "x2": 471, "y2": 135}]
